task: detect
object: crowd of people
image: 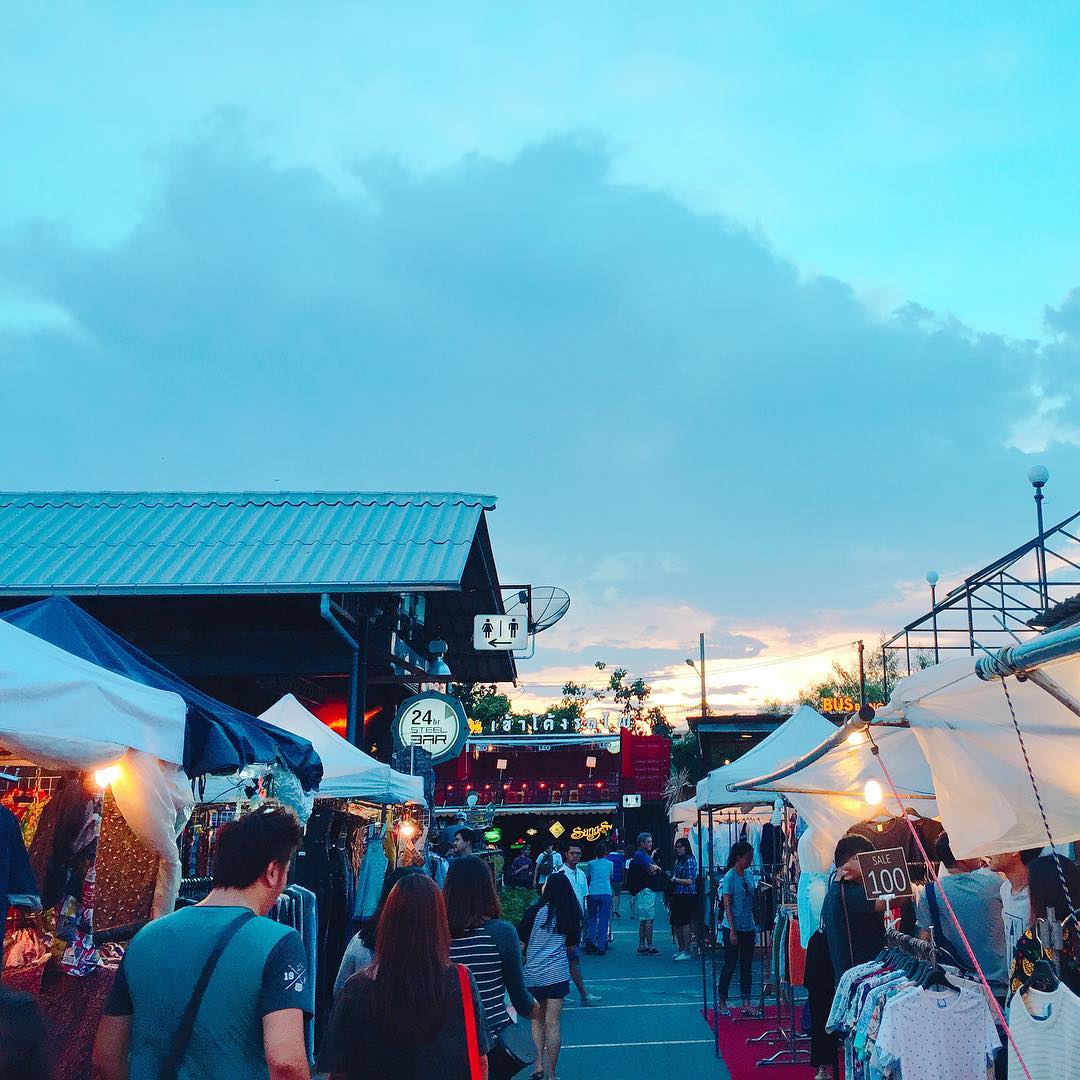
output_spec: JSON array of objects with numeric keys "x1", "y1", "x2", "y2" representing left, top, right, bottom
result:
[{"x1": 0, "y1": 812, "x2": 694, "y2": 1080}]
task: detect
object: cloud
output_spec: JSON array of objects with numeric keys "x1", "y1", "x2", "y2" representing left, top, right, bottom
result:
[{"x1": 3, "y1": 118, "x2": 1080, "y2": 709}]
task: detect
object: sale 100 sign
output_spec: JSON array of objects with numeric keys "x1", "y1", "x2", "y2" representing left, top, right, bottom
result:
[{"x1": 856, "y1": 847, "x2": 912, "y2": 901}]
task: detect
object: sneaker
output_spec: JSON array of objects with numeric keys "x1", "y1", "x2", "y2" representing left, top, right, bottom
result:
[
  {"x1": 581, "y1": 993, "x2": 603, "y2": 1005},
  {"x1": 673, "y1": 951, "x2": 692, "y2": 961}
]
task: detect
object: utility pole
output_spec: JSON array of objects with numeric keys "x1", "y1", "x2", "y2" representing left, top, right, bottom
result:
[
  {"x1": 699, "y1": 633, "x2": 708, "y2": 719},
  {"x1": 857, "y1": 640, "x2": 866, "y2": 707}
]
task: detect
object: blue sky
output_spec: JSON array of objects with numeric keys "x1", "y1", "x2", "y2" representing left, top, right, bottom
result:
[{"x1": 4, "y1": 4, "x2": 1080, "y2": 715}]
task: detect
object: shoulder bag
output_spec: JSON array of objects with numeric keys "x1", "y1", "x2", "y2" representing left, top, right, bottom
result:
[
  {"x1": 160, "y1": 909, "x2": 256, "y2": 1080},
  {"x1": 924, "y1": 883, "x2": 970, "y2": 972},
  {"x1": 457, "y1": 964, "x2": 485, "y2": 1080}
]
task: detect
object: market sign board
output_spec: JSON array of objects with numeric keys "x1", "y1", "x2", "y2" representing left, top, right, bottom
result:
[
  {"x1": 857, "y1": 847, "x2": 912, "y2": 901},
  {"x1": 394, "y1": 691, "x2": 469, "y2": 765},
  {"x1": 570, "y1": 820, "x2": 613, "y2": 842},
  {"x1": 474, "y1": 614, "x2": 529, "y2": 651}
]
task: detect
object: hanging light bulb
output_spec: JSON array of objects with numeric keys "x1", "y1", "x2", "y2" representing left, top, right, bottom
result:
[
  {"x1": 864, "y1": 779, "x2": 883, "y2": 807},
  {"x1": 847, "y1": 729, "x2": 868, "y2": 746},
  {"x1": 93, "y1": 763, "x2": 122, "y2": 788}
]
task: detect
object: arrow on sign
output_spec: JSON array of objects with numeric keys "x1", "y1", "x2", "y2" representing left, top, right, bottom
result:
[{"x1": 488, "y1": 639, "x2": 514, "y2": 648}]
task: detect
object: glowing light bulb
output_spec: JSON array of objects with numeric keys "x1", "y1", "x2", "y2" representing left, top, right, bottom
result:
[
  {"x1": 93, "y1": 764, "x2": 121, "y2": 788},
  {"x1": 864, "y1": 779, "x2": 883, "y2": 807},
  {"x1": 847, "y1": 730, "x2": 868, "y2": 746},
  {"x1": 399, "y1": 821, "x2": 416, "y2": 839}
]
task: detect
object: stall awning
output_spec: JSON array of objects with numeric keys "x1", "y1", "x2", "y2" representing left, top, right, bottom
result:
[
  {"x1": 0, "y1": 617, "x2": 187, "y2": 769},
  {"x1": 258, "y1": 695, "x2": 422, "y2": 805},
  {"x1": 696, "y1": 705, "x2": 837, "y2": 810},
  {"x1": 1, "y1": 598, "x2": 322, "y2": 790},
  {"x1": 729, "y1": 639, "x2": 1080, "y2": 861}
]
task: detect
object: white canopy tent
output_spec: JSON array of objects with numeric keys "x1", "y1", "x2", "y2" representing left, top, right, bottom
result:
[
  {"x1": 0, "y1": 618, "x2": 192, "y2": 916},
  {"x1": 199, "y1": 694, "x2": 423, "y2": 805},
  {"x1": 695, "y1": 705, "x2": 837, "y2": 809},
  {"x1": 730, "y1": 640, "x2": 1080, "y2": 862}
]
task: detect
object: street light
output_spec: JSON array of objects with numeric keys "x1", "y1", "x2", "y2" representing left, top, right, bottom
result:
[
  {"x1": 926, "y1": 571, "x2": 940, "y2": 663},
  {"x1": 685, "y1": 633, "x2": 708, "y2": 720},
  {"x1": 1028, "y1": 465, "x2": 1050, "y2": 610}
]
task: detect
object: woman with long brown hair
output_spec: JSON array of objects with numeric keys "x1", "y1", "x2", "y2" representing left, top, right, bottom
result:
[
  {"x1": 319, "y1": 873, "x2": 492, "y2": 1079},
  {"x1": 445, "y1": 856, "x2": 538, "y2": 1079}
]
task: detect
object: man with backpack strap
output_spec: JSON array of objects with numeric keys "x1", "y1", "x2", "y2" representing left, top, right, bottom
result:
[
  {"x1": 533, "y1": 842, "x2": 563, "y2": 893},
  {"x1": 93, "y1": 805, "x2": 313, "y2": 1080}
]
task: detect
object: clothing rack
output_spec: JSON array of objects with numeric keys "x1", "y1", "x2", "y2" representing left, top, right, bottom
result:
[{"x1": 884, "y1": 926, "x2": 939, "y2": 966}]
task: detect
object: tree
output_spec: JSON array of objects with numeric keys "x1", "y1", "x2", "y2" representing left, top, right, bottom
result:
[
  {"x1": 670, "y1": 731, "x2": 705, "y2": 785},
  {"x1": 604, "y1": 666, "x2": 671, "y2": 737},
  {"x1": 450, "y1": 682, "x2": 512, "y2": 725}
]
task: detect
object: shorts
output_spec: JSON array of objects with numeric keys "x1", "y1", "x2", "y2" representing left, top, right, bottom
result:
[
  {"x1": 635, "y1": 889, "x2": 657, "y2": 920},
  {"x1": 529, "y1": 981, "x2": 570, "y2": 1000},
  {"x1": 567, "y1": 946, "x2": 581, "y2": 962},
  {"x1": 669, "y1": 892, "x2": 697, "y2": 928}
]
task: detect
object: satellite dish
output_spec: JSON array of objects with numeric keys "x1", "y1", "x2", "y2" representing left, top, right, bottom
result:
[{"x1": 504, "y1": 586, "x2": 570, "y2": 634}]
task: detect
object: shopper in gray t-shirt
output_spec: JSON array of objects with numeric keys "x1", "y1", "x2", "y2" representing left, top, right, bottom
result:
[{"x1": 916, "y1": 832, "x2": 1006, "y2": 997}]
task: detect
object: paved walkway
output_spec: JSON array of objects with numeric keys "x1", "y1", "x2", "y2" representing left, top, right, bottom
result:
[{"x1": 554, "y1": 910, "x2": 728, "y2": 1080}]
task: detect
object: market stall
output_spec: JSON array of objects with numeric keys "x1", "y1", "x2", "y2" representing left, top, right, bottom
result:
[{"x1": 0, "y1": 618, "x2": 191, "y2": 1078}]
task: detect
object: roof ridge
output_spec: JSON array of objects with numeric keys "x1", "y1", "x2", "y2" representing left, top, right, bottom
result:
[{"x1": 0, "y1": 491, "x2": 497, "y2": 510}]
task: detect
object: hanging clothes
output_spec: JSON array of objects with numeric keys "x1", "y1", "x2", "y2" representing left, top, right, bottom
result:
[
  {"x1": 0, "y1": 803, "x2": 38, "y2": 925},
  {"x1": 803, "y1": 928, "x2": 839, "y2": 1070},
  {"x1": 1008, "y1": 981, "x2": 1080, "y2": 1079},
  {"x1": 354, "y1": 823, "x2": 388, "y2": 921}
]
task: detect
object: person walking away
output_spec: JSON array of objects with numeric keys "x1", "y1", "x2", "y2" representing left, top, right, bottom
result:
[
  {"x1": 558, "y1": 843, "x2": 602, "y2": 1004},
  {"x1": 334, "y1": 867, "x2": 422, "y2": 997},
  {"x1": 669, "y1": 837, "x2": 698, "y2": 960},
  {"x1": 627, "y1": 833, "x2": 662, "y2": 955},
  {"x1": 93, "y1": 804, "x2": 313, "y2": 1080},
  {"x1": 533, "y1": 843, "x2": 563, "y2": 893},
  {"x1": 715, "y1": 840, "x2": 760, "y2": 1017},
  {"x1": 986, "y1": 847, "x2": 1041, "y2": 976},
  {"x1": 445, "y1": 855, "x2": 539, "y2": 1080},
  {"x1": 519, "y1": 872, "x2": 581, "y2": 1080},
  {"x1": 509, "y1": 850, "x2": 534, "y2": 891},
  {"x1": 319, "y1": 873, "x2": 492, "y2": 1079},
  {"x1": 583, "y1": 842, "x2": 614, "y2": 955},
  {"x1": 607, "y1": 845, "x2": 627, "y2": 918},
  {"x1": 916, "y1": 833, "x2": 1007, "y2": 999}
]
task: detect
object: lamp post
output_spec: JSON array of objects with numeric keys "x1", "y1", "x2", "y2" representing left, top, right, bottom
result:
[
  {"x1": 926, "y1": 571, "x2": 940, "y2": 663},
  {"x1": 685, "y1": 633, "x2": 708, "y2": 722},
  {"x1": 1028, "y1": 465, "x2": 1050, "y2": 610}
]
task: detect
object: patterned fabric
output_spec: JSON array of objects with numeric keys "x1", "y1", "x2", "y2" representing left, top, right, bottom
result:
[
  {"x1": 672, "y1": 855, "x2": 698, "y2": 896},
  {"x1": 1008, "y1": 922, "x2": 1080, "y2": 1000}
]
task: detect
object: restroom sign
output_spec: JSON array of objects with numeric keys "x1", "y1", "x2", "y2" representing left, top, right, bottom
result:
[{"x1": 474, "y1": 614, "x2": 528, "y2": 650}]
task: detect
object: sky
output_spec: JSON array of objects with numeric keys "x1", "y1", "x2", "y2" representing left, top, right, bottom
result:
[{"x1": 4, "y1": 4, "x2": 1080, "y2": 721}]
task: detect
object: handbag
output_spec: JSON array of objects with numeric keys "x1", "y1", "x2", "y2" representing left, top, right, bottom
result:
[
  {"x1": 489, "y1": 1018, "x2": 536, "y2": 1076},
  {"x1": 160, "y1": 909, "x2": 256, "y2": 1080},
  {"x1": 456, "y1": 964, "x2": 484, "y2": 1080}
]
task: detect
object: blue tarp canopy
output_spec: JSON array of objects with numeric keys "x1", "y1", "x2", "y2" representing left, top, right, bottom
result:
[{"x1": 1, "y1": 598, "x2": 323, "y2": 791}]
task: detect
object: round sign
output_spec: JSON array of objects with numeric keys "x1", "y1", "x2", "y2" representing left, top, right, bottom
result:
[{"x1": 394, "y1": 691, "x2": 469, "y2": 765}]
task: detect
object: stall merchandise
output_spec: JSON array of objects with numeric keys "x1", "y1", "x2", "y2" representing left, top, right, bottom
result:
[
  {"x1": 0, "y1": 618, "x2": 191, "y2": 1078},
  {"x1": 827, "y1": 928, "x2": 999, "y2": 1080}
]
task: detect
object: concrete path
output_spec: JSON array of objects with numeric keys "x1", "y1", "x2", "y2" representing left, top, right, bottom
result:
[{"x1": 553, "y1": 911, "x2": 728, "y2": 1080}]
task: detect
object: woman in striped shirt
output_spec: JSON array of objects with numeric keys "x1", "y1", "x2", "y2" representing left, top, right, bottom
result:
[
  {"x1": 445, "y1": 855, "x2": 539, "y2": 1079},
  {"x1": 518, "y1": 872, "x2": 582, "y2": 1080}
]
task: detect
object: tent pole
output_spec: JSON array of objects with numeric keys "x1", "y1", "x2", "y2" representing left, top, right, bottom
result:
[
  {"x1": 1022, "y1": 669, "x2": 1080, "y2": 721},
  {"x1": 726, "y1": 717, "x2": 865, "y2": 793}
]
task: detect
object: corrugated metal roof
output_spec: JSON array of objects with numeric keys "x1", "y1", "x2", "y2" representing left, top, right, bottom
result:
[{"x1": 0, "y1": 492, "x2": 498, "y2": 595}]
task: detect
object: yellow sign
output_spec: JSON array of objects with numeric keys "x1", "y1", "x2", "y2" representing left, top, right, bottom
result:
[
  {"x1": 570, "y1": 820, "x2": 613, "y2": 842},
  {"x1": 820, "y1": 696, "x2": 885, "y2": 713},
  {"x1": 549, "y1": 821, "x2": 565, "y2": 839}
]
